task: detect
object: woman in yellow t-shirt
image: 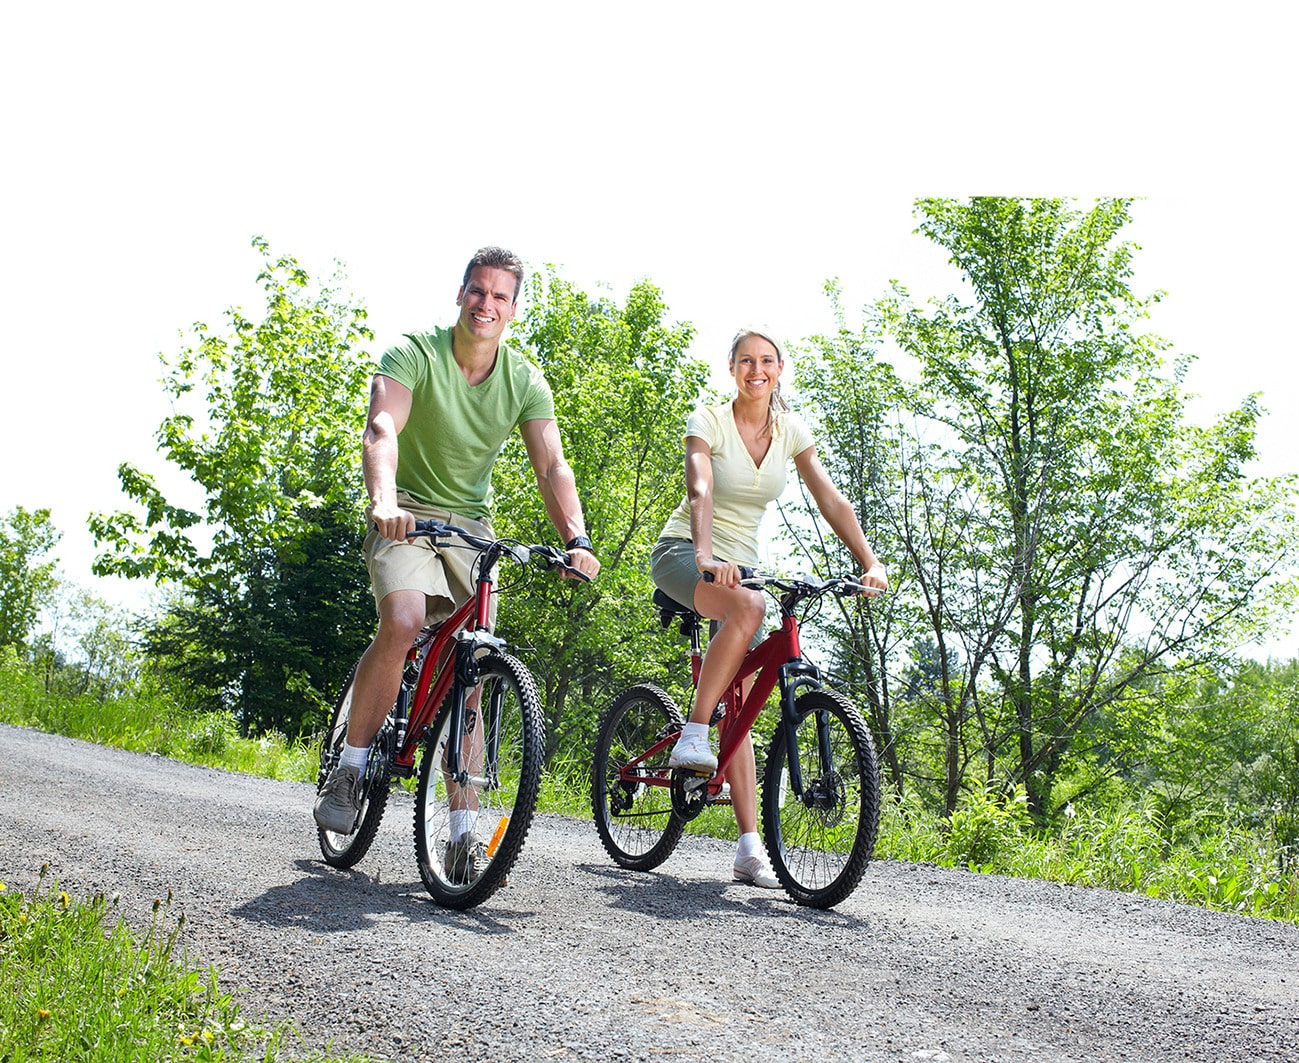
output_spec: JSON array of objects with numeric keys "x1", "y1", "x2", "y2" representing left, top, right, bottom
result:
[{"x1": 650, "y1": 327, "x2": 888, "y2": 888}]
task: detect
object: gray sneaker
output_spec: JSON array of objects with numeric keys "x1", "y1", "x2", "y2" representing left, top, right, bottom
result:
[
  {"x1": 314, "y1": 763, "x2": 363, "y2": 834},
  {"x1": 444, "y1": 832, "x2": 478, "y2": 884}
]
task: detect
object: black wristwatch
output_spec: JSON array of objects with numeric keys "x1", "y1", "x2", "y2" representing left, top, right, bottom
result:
[{"x1": 565, "y1": 535, "x2": 594, "y2": 553}]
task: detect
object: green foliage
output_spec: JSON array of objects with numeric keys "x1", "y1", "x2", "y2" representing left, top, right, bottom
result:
[
  {"x1": 88, "y1": 238, "x2": 377, "y2": 736},
  {"x1": 0, "y1": 506, "x2": 61, "y2": 651},
  {"x1": 943, "y1": 784, "x2": 1034, "y2": 867},
  {"x1": 31, "y1": 586, "x2": 143, "y2": 701},
  {"x1": 492, "y1": 269, "x2": 708, "y2": 762},
  {"x1": 798, "y1": 197, "x2": 1299, "y2": 819},
  {"x1": 0, "y1": 647, "x2": 316, "y2": 781},
  {"x1": 874, "y1": 789, "x2": 1299, "y2": 921},
  {"x1": 1076, "y1": 657, "x2": 1299, "y2": 867}
]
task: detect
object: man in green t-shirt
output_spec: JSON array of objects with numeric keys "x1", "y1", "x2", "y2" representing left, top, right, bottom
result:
[{"x1": 314, "y1": 246, "x2": 599, "y2": 842}]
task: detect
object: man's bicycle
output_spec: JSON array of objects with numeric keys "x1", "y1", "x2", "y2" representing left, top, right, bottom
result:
[
  {"x1": 317, "y1": 518, "x2": 585, "y2": 909},
  {"x1": 591, "y1": 571, "x2": 882, "y2": 909}
]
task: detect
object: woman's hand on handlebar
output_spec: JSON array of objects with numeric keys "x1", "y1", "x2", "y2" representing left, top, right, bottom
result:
[
  {"x1": 857, "y1": 561, "x2": 888, "y2": 594},
  {"x1": 699, "y1": 557, "x2": 746, "y2": 588}
]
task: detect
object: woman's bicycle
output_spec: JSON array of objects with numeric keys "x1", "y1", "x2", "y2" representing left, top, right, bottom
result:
[
  {"x1": 591, "y1": 571, "x2": 882, "y2": 909},
  {"x1": 316, "y1": 518, "x2": 585, "y2": 909}
]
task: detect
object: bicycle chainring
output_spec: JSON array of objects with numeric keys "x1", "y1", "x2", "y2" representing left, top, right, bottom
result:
[
  {"x1": 670, "y1": 769, "x2": 711, "y2": 821},
  {"x1": 363, "y1": 721, "x2": 396, "y2": 794}
]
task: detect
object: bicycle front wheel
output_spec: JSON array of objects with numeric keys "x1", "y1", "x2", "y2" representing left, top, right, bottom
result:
[
  {"x1": 413, "y1": 651, "x2": 544, "y2": 909},
  {"x1": 761, "y1": 688, "x2": 880, "y2": 908},
  {"x1": 317, "y1": 664, "x2": 393, "y2": 869},
  {"x1": 591, "y1": 683, "x2": 686, "y2": 871}
]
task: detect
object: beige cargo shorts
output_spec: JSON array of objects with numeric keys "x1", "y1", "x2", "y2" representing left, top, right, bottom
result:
[{"x1": 363, "y1": 491, "x2": 497, "y2": 628}]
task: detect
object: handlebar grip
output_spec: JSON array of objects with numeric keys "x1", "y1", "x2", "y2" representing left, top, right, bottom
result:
[{"x1": 702, "y1": 566, "x2": 756, "y2": 583}]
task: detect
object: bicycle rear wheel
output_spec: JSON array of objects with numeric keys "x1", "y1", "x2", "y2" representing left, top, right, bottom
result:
[
  {"x1": 317, "y1": 664, "x2": 394, "y2": 869},
  {"x1": 760, "y1": 688, "x2": 880, "y2": 908},
  {"x1": 414, "y1": 650, "x2": 544, "y2": 909},
  {"x1": 592, "y1": 684, "x2": 686, "y2": 871}
]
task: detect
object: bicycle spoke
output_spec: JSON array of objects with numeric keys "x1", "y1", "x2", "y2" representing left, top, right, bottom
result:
[
  {"x1": 762, "y1": 689, "x2": 879, "y2": 908},
  {"x1": 592, "y1": 684, "x2": 686, "y2": 871}
]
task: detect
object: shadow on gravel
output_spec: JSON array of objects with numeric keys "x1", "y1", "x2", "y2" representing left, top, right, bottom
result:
[
  {"x1": 576, "y1": 862, "x2": 873, "y2": 930},
  {"x1": 229, "y1": 860, "x2": 527, "y2": 936}
]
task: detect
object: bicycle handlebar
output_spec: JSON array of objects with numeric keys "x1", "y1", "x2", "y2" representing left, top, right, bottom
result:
[
  {"x1": 704, "y1": 568, "x2": 883, "y2": 600},
  {"x1": 404, "y1": 518, "x2": 592, "y2": 582}
]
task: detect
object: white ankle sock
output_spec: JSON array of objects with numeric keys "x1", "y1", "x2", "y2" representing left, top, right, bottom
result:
[
  {"x1": 339, "y1": 742, "x2": 369, "y2": 771},
  {"x1": 680, "y1": 721, "x2": 709, "y2": 740},
  {"x1": 736, "y1": 832, "x2": 762, "y2": 860},
  {"x1": 451, "y1": 809, "x2": 478, "y2": 840}
]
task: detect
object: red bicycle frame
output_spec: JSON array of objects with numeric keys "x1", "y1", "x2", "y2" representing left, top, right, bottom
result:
[
  {"x1": 389, "y1": 537, "x2": 509, "y2": 777},
  {"x1": 620, "y1": 606, "x2": 813, "y2": 798}
]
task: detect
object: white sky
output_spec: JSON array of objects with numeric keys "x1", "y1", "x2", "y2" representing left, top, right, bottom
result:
[{"x1": 2, "y1": 2, "x2": 1296, "y2": 651}]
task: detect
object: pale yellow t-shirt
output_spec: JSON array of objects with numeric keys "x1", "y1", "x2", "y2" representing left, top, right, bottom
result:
[{"x1": 659, "y1": 403, "x2": 815, "y2": 567}]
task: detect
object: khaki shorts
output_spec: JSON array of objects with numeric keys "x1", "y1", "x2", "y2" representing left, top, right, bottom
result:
[{"x1": 363, "y1": 492, "x2": 497, "y2": 627}]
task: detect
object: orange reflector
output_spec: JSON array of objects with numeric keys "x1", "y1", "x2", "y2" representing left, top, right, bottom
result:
[{"x1": 486, "y1": 815, "x2": 509, "y2": 857}]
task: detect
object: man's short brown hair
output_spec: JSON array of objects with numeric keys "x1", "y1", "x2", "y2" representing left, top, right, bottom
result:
[{"x1": 463, "y1": 246, "x2": 525, "y2": 303}]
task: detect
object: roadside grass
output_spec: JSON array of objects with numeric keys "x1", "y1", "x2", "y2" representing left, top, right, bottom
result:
[
  {"x1": 2, "y1": 653, "x2": 1296, "y2": 923},
  {"x1": 0, "y1": 867, "x2": 377, "y2": 1063},
  {"x1": 0, "y1": 654, "x2": 316, "y2": 782},
  {"x1": 878, "y1": 787, "x2": 1299, "y2": 921}
]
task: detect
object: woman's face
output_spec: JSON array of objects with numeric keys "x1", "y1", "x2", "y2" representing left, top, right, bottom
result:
[{"x1": 730, "y1": 335, "x2": 782, "y2": 403}]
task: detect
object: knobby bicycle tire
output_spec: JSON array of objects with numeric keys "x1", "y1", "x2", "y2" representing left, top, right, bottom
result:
[
  {"x1": 413, "y1": 650, "x2": 545, "y2": 909},
  {"x1": 592, "y1": 683, "x2": 687, "y2": 871},
  {"x1": 760, "y1": 688, "x2": 880, "y2": 908},
  {"x1": 317, "y1": 664, "x2": 394, "y2": 869}
]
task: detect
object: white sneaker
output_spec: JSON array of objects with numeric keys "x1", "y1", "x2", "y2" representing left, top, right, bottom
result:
[
  {"x1": 668, "y1": 731, "x2": 717, "y2": 773},
  {"x1": 733, "y1": 853, "x2": 780, "y2": 889}
]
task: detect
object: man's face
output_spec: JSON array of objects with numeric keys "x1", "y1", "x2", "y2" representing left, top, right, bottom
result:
[{"x1": 456, "y1": 266, "x2": 518, "y2": 343}]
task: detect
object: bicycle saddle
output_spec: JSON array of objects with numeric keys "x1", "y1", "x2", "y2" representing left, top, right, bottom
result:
[{"x1": 652, "y1": 589, "x2": 703, "y2": 639}]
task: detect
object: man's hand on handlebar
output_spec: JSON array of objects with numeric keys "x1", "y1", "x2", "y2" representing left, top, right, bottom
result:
[
  {"x1": 372, "y1": 503, "x2": 416, "y2": 543},
  {"x1": 562, "y1": 545, "x2": 600, "y2": 582}
]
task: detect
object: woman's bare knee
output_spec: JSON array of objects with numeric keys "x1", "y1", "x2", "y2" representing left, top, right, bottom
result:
[{"x1": 727, "y1": 590, "x2": 765, "y2": 640}]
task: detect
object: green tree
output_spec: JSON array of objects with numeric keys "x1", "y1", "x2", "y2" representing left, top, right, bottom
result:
[
  {"x1": 0, "y1": 506, "x2": 61, "y2": 651},
  {"x1": 784, "y1": 305, "x2": 915, "y2": 797},
  {"x1": 804, "y1": 198, "x2": 1299, "y2": 819},
  {"x1": 89, "y1": 238, "x2": 376, "y2": 735},
  {"x1": 35, "y1": 584, "x2": 141, "y2": 699},
  {"x1": 1114, "y1": 659, "x2": 1299, "y2": 856},
  {"x1": 491, "y1": 269, "x2": 707, "y2": 764}
]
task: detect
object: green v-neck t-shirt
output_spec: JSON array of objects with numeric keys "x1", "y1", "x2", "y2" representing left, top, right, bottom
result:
[
  {"x1": 376, "y1": 326, "x2": 554, "y2": 521},
  {"x1": 659, "y1": 402, "x2": 815, "y2": 567}
]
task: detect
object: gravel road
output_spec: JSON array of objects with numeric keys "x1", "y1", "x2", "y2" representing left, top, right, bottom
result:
[{"x1": 1, "y1": 722, "x2": 1296, "y2": 1062}]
